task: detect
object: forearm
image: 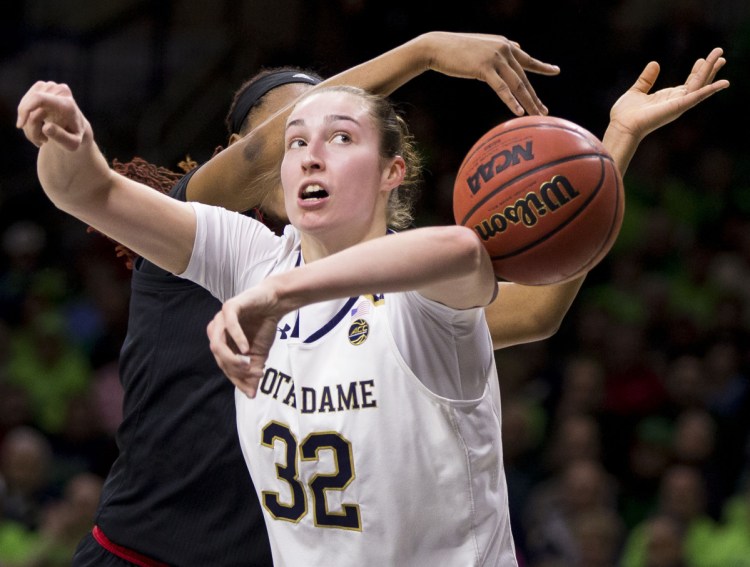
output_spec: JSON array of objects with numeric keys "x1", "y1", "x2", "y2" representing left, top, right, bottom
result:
[
  {"x1": 18, "y1": 81, "x2": 196, "y2": 274},
  {"x1": 268, "y1": 226, "x2": 496, "y2": 315},
  {"x1": 325, "y1": 33, "x2": 432, "y2": 96},
  {"x1": 486, "y1": 121, "x2": 639, "y2": 348},
  {"x1": 488, "y1": 276, "x2": 584, "y2": 349},
  {"x1": 37, "y1": 119, "x2": 112, "y2": 214},
  {"x1": 38, "y1": 127, "x2": 195, "y2": 274}
]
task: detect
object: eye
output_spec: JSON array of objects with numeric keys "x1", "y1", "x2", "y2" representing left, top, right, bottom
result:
[
  {"x1": 331, "y1": 132, "x2": 351, "y2": 144},
  {"x1": 288, "y1": 138, "x2": 306, "y2": 149}
]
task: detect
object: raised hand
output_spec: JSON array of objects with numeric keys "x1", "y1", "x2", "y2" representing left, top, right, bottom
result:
[
  {"x1": 207, "y1": 284, "x2": 284, "y2": 398},
  {"x1": 17, "y1": 81, "x2": 88, "y2": 151},
  {"x1": 422, "y1": 31, "x2": 560, "y2": 116},
  {"x1": 607, "y1": 47, "x2": 729, "y2": 142}
]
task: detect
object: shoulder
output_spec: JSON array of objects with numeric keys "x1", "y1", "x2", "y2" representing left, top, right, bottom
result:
[{"x1": 169, "y1": 167, "x2": 200, "y2": 201}]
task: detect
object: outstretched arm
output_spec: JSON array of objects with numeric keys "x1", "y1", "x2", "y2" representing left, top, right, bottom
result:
[
  {"x1": 186, "y1": 31, "x2": 561, "y2": 210},
  {"x1": 17, "y1": 82, "x2": 196, "y2": 275},
  {"x1": 486, "y1": 47, "x2": 729, "y2": 350},
  {"x1": 336, "y1": 31, "x2": 559, "y2": 116},
  {"x1": 207, "y1": 225, "x2": 497, "y2": 398}
]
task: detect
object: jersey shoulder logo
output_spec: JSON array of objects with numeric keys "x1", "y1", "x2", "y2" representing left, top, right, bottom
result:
[{"x1": 348, "y1": 319, "x2": 369, "y2": 346}]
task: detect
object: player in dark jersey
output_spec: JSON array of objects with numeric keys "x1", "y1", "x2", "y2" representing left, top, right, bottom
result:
[{"x1": 61, "y1": 32, "x2": 561, "y2": 565}]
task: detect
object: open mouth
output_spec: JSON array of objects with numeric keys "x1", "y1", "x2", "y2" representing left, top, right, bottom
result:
[{"x1": 300, "y1": 184, "x2": 329, "y2": 201}]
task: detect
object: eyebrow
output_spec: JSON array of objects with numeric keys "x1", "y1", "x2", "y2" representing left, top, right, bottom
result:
[{"x1": 286, "y1": 114, "x2": 361, "y2": 131}]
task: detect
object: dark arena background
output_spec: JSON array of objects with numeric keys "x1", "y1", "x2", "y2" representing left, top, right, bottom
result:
[{"x1": 0, "y1": 1, "x2": 749, "y2": 565}]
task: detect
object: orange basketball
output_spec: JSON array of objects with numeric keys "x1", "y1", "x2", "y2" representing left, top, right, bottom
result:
[{"x1": 453, "y1": 115, "x2": 624, "y2": 285}]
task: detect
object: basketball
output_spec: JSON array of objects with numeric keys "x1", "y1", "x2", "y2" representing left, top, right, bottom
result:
[{"x1": 453, "y1": 115, "x2": 624, "y2": 286}]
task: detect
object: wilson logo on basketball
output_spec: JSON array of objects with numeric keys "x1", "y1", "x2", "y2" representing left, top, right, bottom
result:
[
  {"x1": 466, "y1": 141, "x2": 534, "y2": 195},
  {"x1": 474, "y1": 175, "x2": 581, "y2": 241},
  {"x1": 454, "y1": 116, "x2": 623, "y2": 285}
]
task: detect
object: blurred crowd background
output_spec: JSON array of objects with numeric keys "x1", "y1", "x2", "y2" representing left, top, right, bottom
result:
[{"x1": 0, "y1": 1, "x2": 749, "y2": 565}]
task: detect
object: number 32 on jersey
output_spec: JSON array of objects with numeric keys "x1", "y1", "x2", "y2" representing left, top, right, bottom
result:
[{"x1": 261, "y1": 421, "x2": 362, "y2": 530}]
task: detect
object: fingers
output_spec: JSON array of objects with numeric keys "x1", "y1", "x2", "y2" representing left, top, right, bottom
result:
[
  {"x1": 23, "y1": 107, "x2": 49, "y2": 147},
  {"x1": 221, "y1": 299, "x2": 250, "y2": 353},
  {"x1": 475, "y1": 33, "x2": 559, "y2": 76},
  {"x1": 684, "y1": 57, "x2": 706, "y2": 90},
  {"x1": 43, "y1": 121, "x2": 83, "y2": 152},
  {"x1": 631, "y1": 61, "x2": 661, "y2": 95},
  {"x1": 485, "y1": 72, "x2": 526, "y2": 117},
  {"x1": 486, "y1": 65, "x2": 546, "y2": 116},
  {"x1": 492, "y1": 44, "x2": 556, "y2": 116},
  {"x1": 702, "y1": 48, "x2": 726, "y2": 85},
  {"x1": 705, "y1": 57, "x2": 726, "y2": 85},
  {"x1": 16, "y1": 80, "x2": 47, "y2": 129},
  {"x1": 17, "y1": 81, "x2": 83, "y2": 149},
  {"x1": 703, "y1": 47, "x2": 725, "y2": 73},
  {"x1": 674, "y1": 80, "x2": 730, "y2": 113},
  {"x1": 17, "y1": 81, "x2": 66, "y2": 128},
  {"x1": 677, "y1": 49, "x2": 729, "y2": 114},
  {"x1": 682, "y1": 48, "x2": 726, "y2": 93},
  {"x1": 428, "y1": 33, "x2": 558, "y2": 116},
  {"x1": 207, "y1": 312, "x2": 261, "y2": 399},
  {"x1": 501, "y1": 65, "x2": 547, "y2": 116},
  {"x1": 685, "y1": 54, "x2": 714, "y2": 89},
  {"x1": 513, "y1": 47, "x2": 561, "y2": 77}
]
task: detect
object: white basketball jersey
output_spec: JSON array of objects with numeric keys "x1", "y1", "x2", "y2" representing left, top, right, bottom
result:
[
  {"x1": 182, "y1": 204, "x2": 518, "y2": 566},
  {"x1": 235, "y1": 293, "x2": 517, "y2": 566}
]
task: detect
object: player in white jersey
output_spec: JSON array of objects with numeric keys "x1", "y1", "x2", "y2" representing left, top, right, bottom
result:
[
  {"x1": 19, "y1": 47, "x2": 728, "y2": 566},
  {"x1": 184, "y1": 203, "x2": 515, "y2": 564},
  {"x1": 180, "y1": 85, "x2": 512, "y2": 564}
]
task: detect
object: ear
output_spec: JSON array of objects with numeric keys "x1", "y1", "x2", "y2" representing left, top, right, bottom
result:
[
  {"x1": 381, "y1": 155, "x2": 406, "y2": 193},
  {"x1": 227, "y1": 132, "x2": 242, "y2": 146}
]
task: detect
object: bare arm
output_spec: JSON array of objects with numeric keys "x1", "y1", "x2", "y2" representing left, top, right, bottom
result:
[
  {"x1": 486, "y1": 47, "x2": 730, "y2": 350},
  {"x1": 330, "y1": 31, "x2": 559, "y2": 115},
  {"x1": 208, "y1": 225, "x2": 497, "y2": 397},
  {"x1": 186, "y1": 31, "x2": 561, "y2": 211},
  {"x1": 17, "y1": 82, "x2": 196, "y2": 275}
]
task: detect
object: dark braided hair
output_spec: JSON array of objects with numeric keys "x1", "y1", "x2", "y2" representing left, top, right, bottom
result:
[{"x1": 87, "y1": 156, "x2": 197, "y2": 269}]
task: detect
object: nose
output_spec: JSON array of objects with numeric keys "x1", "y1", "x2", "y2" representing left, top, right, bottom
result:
[{"x1": 301, "y1": 142, "x2": 323, "y2": 172}]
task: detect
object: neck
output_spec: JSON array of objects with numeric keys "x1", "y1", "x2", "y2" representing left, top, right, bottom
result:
[{"x1": 300, "y1": 219, "x2": 389, "y2": 263}]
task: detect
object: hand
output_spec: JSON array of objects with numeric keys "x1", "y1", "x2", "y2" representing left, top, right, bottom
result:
[
  {"x1": 608, "y1": 47, "x2": 730, "y2": 142},
  {"x1": 422, "y1": 31, "x2": 560, "y2": 116},
  {"x1": 207, "y1": 284, "x2": 284, "y2": 398},
  {"x1": 17, "y1": 80, "x2": 88, "y2": 151}
]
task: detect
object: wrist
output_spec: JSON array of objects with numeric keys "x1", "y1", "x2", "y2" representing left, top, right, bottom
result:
[
  {"x1": 602, "y1": 125, "x2": 639, "y2": 176},
  {"x1": 264, "y1": 272, "x2": 303, "y2": 317}
]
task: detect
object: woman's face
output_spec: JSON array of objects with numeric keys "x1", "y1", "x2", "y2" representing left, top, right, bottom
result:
[{"x1": 281, "y1": 90, "x2": 400, "y2": 241}]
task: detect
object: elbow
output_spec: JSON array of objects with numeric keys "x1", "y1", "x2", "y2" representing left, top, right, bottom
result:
[
  {"x1": 441, "y1": 225, "x2": 496, "y2": 303},
  {"x1": 532, "y1": 314, "x2": 563, "y2": 341},
  {"x1": 438, "y1": 225, "x2": 490, "y2": 271}
]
